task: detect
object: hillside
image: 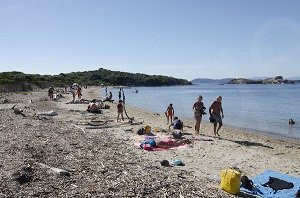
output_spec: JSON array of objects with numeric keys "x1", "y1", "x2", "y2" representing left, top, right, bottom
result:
[
  {"x1": 0, "y1": 68, "x2": 192, "y2": 91},
  {"x1": 191, "y1": 78, "x2": 232, "y2": 84}
]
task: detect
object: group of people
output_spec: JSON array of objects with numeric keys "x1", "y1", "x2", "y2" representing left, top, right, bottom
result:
[
  {"x1": 48, "y1": 85, "x2": 83, "y2": 102},
  {"x1": 166, "y1": 95, "x2": 224, "y2": 137},
  {"x1": 52, "y1": 84, "x2": 223, "y2": 137}
]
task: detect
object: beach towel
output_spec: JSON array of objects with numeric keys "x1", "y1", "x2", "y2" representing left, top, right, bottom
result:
[{"x1": 240, "y1": 170, "x2": 300, "y2": 198}]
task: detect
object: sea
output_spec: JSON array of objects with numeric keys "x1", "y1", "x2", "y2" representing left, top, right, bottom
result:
[{"x1": 104, "y1": 83, "x2": 300, "y2": 139}]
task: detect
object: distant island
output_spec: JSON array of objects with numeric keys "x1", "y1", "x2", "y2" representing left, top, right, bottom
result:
[
  {"x1": 0, "y1": 68, "x2": 191, "y2": 92},
  {"x1": 192, "y1": 76, "x2": 300, "y2": 85},
  {"x1": 228, "y1": 76, "x2": 298, "y2": 84}
]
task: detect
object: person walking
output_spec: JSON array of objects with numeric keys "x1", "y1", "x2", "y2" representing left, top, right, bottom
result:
[
  {"x1": 165, "y1": 103, "x2": 174, "y2": 124},
  {"x1": 193, "y1": 95, "x2": 205, "y2": 135},
  {"x1": 209, "y1": 96, "x2": 224, "y2": 137}
]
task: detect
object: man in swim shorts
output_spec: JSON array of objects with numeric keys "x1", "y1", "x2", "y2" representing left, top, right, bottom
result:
[{"x1": 209, "y1": 96, "x2": 224, "y2": 136}]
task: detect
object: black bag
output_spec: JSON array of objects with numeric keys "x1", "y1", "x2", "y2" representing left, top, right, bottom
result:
[
  {"x1": 209, "y1": 116, "x2": 215, "y2": 123},
  {"x1": 137, "y1": 128, "x2": 145, "y2": 135},
  {"x1": 241, "y1": 175, "x2": 254, "y2": 190}
]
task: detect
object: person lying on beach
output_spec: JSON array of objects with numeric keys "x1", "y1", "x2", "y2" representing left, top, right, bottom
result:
[
  {"x1": 155, "y1": 138, "x2": 191, "y2": 148},
  {"x1": 140, "y1": 137, "x2": 191, "y2": 150}
]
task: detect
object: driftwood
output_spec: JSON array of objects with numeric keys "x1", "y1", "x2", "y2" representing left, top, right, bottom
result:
[
  {"x1": 72, "y1": 124, "x2": 86, "y2": 134},
  {"x1": 38, "y1": 163, "x2": 70, "y2": 177}
]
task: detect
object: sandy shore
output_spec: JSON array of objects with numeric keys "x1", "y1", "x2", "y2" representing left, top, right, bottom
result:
[{"x1": 0, "y1": 87, "x2": 299, "y2": 197}]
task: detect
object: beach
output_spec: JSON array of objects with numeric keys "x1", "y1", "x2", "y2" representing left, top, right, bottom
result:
[{"x1": 0, "y1": 87, "x2": 299, "y2": 197}]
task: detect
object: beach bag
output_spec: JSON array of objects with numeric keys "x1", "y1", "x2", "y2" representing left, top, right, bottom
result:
[
  {"x1": 241, "y1": 175, "x2": 254, "y2": 190},
  {"x1": 137, "y1": 128, "x2": 145, "y2": 135},
  {"x1": 209, "y1": 116, "x2": 215, "y2": 123},
  {"x1": 144, "y1": 125, "x2": 151, "y2": 133},
  {"x1": 220, "y1": 168, "x2": 241, "y2": 194}
]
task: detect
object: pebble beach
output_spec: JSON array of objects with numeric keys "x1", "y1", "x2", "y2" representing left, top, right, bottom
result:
[{"x1": 0, "y1": 87, "x2": 299, "y2": 197}]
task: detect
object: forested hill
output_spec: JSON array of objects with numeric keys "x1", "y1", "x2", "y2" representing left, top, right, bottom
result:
[{"x1": 0, "y1": 68, "x2": 192, "y2": 88}]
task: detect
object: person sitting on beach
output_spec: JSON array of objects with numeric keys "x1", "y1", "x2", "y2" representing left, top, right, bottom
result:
[
  {"x1": 169, "y1": 116, "x2": 183, "y2": 132},
  {"x1": 165, "y1": 103, "x2": 174, "y2": 124},
  {"x1": 209, "y1": 96, "x2": 224, "y2": 137},
  {"x1": 48, "y1": 86, "x2": 54, "y2": 100},
  {"x1": 105, "y1": 92, "x2": 113, "y2": 101},
  {"x1": 117, "y1": 100, "x2": 124, "y2": 122},
  {"x1": 87, "y1": 99, "x2": 102, "y2": 113}
]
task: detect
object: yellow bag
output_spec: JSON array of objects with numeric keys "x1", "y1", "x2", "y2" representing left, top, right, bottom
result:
[
  {"x1": 144, "y1": 125, "x2": 151, "y2": 133},
  {"x1": 220, "y1": 168, "x2": 241, "y2": 194}
]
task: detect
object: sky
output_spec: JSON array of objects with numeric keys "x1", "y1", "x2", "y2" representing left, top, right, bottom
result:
[{"x1": 0, "y1": 0, "x2": 300, "y2": 80}]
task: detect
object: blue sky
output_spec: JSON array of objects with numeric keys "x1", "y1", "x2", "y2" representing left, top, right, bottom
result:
[{"x1": 0, "y1": 0, "x2": 300, "y2": 80}]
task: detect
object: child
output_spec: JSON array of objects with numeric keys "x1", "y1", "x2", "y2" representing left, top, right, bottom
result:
[
  {"x1": 165, "y1": 103, "x2": 174, "y2": 124},
  {"x1": 169, "y1": 117, "x2": 184, "y2": 132},
  {"x1": 117, "y1": 100, "x2": 124, "y2": 122}
]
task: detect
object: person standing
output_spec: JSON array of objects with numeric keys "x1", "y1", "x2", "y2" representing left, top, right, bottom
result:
[
  {"x1": 70, "y1": 86, "x2": 76, "y2": 102},
  {"x1": 209, "y1": 96, "x2": 224, "y2": 137},
  {"x1": 165, "y1": 103, "x2": 174, "y2": 124},
  {"x1": 118, "y1": 88, "x2": 122, "y2": 101},
  {"x1": 193, "y1": 95, "x2": 205, "y2": 135},
  {"x1": 48, "y1": 86, "x2": 54, "y2": 100},
  {"x1": 117, "y1": 100, "x2": 124, "y2": 122},
  {"x1": 77, "y1": 86, "x2": 82, "y2": 100}
]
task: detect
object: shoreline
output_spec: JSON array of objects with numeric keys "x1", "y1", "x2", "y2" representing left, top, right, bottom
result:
[
  {"x1": 0, "y1": 86, "x2": 299, "y2": 197},
  {"x1": 92, "y1": 86, "x2": 300, "y2": 175},
  {"x1": 122, "y1": 100, "x2": 300, "y2": 144}
]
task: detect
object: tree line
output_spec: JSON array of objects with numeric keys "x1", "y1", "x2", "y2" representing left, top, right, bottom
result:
[{"x1": 0, "y1": 68, "x2": 191, "y2": 92}]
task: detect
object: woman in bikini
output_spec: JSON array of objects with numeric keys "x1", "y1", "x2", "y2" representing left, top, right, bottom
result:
[{"x1": 193, "y1": 95, "x2": 205, "y2": 135}]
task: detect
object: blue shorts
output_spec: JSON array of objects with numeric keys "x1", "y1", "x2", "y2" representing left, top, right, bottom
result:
[{"x1": 212, "y1": 114, "x2": 222, "y2": 124}]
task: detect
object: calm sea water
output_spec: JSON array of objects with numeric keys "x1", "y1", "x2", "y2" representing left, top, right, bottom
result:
[{"x1": 105, "y1": 84, "x2": 300, "y2": 139}]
